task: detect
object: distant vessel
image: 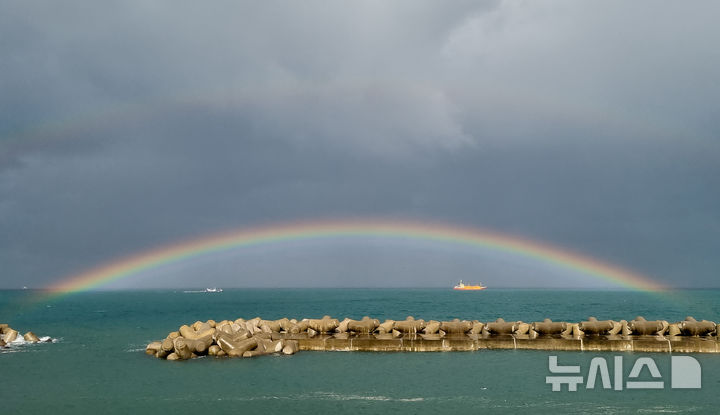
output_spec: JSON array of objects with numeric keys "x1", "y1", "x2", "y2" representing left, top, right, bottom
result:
[
  {"x1": 453, "y1": 280, "x2": 486, "y2": 290},
  {"x1": 182, "y1": 288, "x2": 224, "y2": 293}
]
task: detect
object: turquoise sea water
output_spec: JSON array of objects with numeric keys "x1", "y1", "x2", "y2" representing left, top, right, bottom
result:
[{"x1": 1, "y1": 289, "x2": 719, "y2": 414}]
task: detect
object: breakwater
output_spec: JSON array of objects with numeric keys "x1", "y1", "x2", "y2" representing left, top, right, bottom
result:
[
  {"x1": 1, "y1": 323, "x2": 52, "y2": 348},
  {"x1": 146, "y1": 316, "x2": 720, "y2": 360}
]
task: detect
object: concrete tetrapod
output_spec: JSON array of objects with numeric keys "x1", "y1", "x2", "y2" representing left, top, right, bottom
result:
[
  {"x1": 679, "y1": 317, "x2": 716, "y2": 336},
  {"x1": 532, "y1": 319, "x2": 567, "y2": 335},
  {"x1": 308, "y1": 316, "x2": 340, "y2": 333},
  {"x1": 260, "y1": 319, "x2": 286, "y2": 333},
  {"x1": 282, "y1": 340, "x2": 299, "y2": 355},
  {"x1": 243, "y1": 338, "x2": 284, "y2": 357},
  {"x1": 485, "y1": 318, "x2": 516, "y2": 335},
  {"x1": 469, "y1": 321, "x2": 485, "y2": 335},
  {"x1": 336, "y1": 318, "x2": 352, "y2": 333},
  {"x1": 514, "y1": 322, "x2": 530, "y2": 335},
  {"x1": 394, "y1": 316, "x2": 425, "y2": 333},
  {"x1": 348, "y1": 317, "x2": 380, "y2": 334},
  {"x1": 216, "y1": 334, "x2": 258, "y2": 358},
  {"x1": 629, "y1": 316, "x2": 667, "y2": 335},
  {"x1": 440, "y1": 319, "x2": 473, "y2": 334},
  {"x1": 578, "y1": 317, "x2": 615, "y2": 335},
  {"x1": 423, "y1": 321, "x2": 441, "y2": 335},
  {"x1": 288, "y1": 319, "x2": 310, "y2": 334},
  {"x1": 3, "y1": 328, "x2": 19, "y2": 343},
  {"x1": 377, "y1": 320, "x2": 395, "y2": 334}
]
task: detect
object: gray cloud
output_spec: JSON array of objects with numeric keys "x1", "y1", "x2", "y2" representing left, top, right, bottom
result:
[{"x1": 1, "y1": 1, "x2": 719, "y2": 288}]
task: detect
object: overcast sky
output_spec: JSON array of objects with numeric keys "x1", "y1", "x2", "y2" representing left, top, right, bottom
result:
[{"x1": 1, "y1": 1, "x2": 719, "y2": 289}]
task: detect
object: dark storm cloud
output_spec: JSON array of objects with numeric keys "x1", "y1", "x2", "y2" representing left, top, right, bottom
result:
[{"x1": 1, "y1": 1, "x2": 719, "y2": 288}]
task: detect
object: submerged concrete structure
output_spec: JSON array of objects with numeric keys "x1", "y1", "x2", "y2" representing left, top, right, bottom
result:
[{"x1": 146, "y1": 316, "x2": 720, "y2": 360}]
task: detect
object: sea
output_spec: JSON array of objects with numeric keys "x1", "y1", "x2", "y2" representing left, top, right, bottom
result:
[{"x1": 1, "y1": 288, "x2": 719, "y2": 414}]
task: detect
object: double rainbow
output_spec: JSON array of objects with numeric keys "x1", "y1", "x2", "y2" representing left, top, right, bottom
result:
[{"x1": 46, "y1": 219, "x2": 667, "y2": 293}]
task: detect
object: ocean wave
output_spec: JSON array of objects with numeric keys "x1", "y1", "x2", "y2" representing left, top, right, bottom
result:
[
  {"x1": 310, "y1": 392, "x2": 424, "y2": 402},
  {"x1": 0, "y1": 336, "x2": 58, "y2": 352},
  {"x1": 9, "y1": 336, "x2": 27, "y2": 345},
  {"x1": 637, "y1": 407, "x2": 697, "y2": 414},
  {"x1": 215, "y1": 392, "x2": 425, "y2": 402}
]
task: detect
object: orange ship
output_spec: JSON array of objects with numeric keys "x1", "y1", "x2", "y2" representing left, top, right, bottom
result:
[{"x1": 453, "y1": 280, "x2": 486, "y2": 290}]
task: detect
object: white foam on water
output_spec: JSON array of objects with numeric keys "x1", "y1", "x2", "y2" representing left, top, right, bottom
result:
[
  {"x1": 308, "y1": 392, "x2": 424, "y2": 402},
  {"x1": 637, "y1": 408, "x2": 692, "y2": 414},
  {"x1": 214, "y1": 392, "x2": 425, "y2": 403},
  {"x1": 1, "y1": 335, "x2": 58, "y2": 352}
]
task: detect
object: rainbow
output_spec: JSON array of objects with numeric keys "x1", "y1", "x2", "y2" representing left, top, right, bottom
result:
[{"x1": 45, "y1": 219, "x2": 667, "y2": 293}]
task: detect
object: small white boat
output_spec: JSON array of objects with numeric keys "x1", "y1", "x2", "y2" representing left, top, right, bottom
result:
[{"x1": 205, "y1": 287, "x2": 223, "y2": 293}]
